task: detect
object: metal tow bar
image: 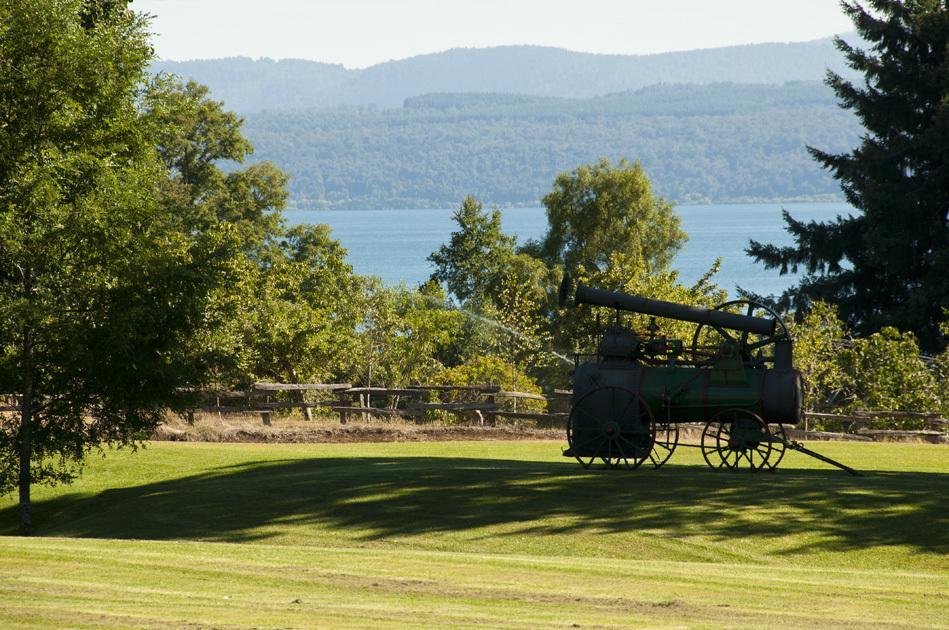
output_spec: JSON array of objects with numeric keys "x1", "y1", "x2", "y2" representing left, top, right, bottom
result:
[{"x1": 784, "y1": 440, "x2": 861, "y2": 476}]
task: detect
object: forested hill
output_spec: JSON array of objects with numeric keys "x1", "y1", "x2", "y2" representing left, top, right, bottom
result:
[
  {"x1": 153, "y1": 37, "x2": 858, "y2": 112},
  {"x1": 241, "y1": 82, "x2": 859, "y2": 210}
]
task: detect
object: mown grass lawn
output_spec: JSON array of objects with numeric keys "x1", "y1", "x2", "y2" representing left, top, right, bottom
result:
[{"x1": 1, "y1": 439, "x2": 946, "y2": 628}]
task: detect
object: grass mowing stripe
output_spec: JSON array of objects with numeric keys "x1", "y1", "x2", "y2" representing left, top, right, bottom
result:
[
  {"x1": 0, "y1": 440, "x2": 946, "y2": 627},
  {"x1": 2, "y1": 537, "x2": 946, "y2": 628}
]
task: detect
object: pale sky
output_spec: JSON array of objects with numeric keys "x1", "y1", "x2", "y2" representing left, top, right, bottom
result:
[{"x1": 134, "y1": 0, "x2": 855, "y2": 69}]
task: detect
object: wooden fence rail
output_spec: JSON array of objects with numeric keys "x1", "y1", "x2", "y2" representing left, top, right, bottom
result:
[
  {"x1": 186, "y1": 382, "x2": 562, "y2": 427},
  {"x1": 4, "y1": 384, "x2": 944, "y2": 442}
]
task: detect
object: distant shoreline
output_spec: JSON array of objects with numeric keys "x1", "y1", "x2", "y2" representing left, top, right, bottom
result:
[{"x1": 285, "y1": 195, "x2": 847, "y2": 212}]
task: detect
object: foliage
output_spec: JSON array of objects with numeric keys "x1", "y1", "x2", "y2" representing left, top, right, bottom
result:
[
  {"x1": 790, "y1": 302, "x2": 944, "y2": 428},
  {"x1": 142, "y1": 77, "x2": 288, "y2": 255},
  {"x1": 748, "y1": 0, "x2": 949, "y2": 352},
  {"x1": 358, "y1": 280, "x2": 467, "y2": 387},
  {"x1": 0, "y1": 0, "x2": 243, "y2": 531},
  {"x1": 439, "y1": 355, "x2": 544, "y2": 413},
  {"x1": 439, "y1": 355, "x2": 541, "y2": 393},
  {"x1": 236, "y1": 225, "x2": 363, "y2": 386},
  {"x1": 428, "y1": 196, "x2": 516, "y2": 305},
  {"x1": 483, "y1": 253, "x2": 556, "y2": 372},
  {"x1": 140, "y1": 75, "x2": 369, "y2": 394},
  {"x1": 428, "y1": 197, "x2": 557, "y2": 374},
  {"x1": 788, "y1": 302, "x2": 848, "y2": 412},
  {"x1": 531, "y1": 159, "x2": 720, "y2": 355},
  {"x1": 538, "y1": 158, "x2": 687, "y2": 274},
  {"x1": 836, "y1": 328, "x2": 942, "y2": 425}
]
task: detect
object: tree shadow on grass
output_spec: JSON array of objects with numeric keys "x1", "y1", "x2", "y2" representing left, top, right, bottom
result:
[{"x1": 1, "y1": 456, "x2": 946, "y2": 555}]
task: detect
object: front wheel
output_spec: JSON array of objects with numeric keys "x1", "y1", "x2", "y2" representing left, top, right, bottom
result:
[{"x1": 566, "y1": 386, "x2": 655, "y2": 470}]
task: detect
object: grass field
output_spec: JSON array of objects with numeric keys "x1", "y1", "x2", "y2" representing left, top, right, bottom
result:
[{"x1": 1, "y1": 439, "x2": 947, "y2": 628}]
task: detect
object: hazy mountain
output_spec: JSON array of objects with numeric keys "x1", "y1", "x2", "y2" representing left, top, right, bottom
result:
[{"x1": 153, "y1": 36, "x2": 859, "y2": 113}]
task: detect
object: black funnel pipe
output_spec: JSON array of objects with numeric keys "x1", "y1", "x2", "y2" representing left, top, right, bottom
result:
[{"x1": 575, "y1": 284, "x2": 776, "y2": 336}]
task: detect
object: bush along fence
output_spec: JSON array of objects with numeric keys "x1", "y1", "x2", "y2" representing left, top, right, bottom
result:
[{"x1": 178, "y1": 383, "x2": 948, "y2": 443}]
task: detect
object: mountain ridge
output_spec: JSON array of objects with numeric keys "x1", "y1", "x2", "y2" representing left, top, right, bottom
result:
[{"x1": 153, "y1": 35, "x2": 860, "y2": 113}]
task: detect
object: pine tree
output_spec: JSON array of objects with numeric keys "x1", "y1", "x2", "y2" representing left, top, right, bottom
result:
[{"x1": 748, "y1": 0, "x2": 948, "y2": 352}]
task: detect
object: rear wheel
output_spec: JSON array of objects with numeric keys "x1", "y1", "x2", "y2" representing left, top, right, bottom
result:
[{"x1": 701, "y1": 409, "x2": 772, "y2": 471}]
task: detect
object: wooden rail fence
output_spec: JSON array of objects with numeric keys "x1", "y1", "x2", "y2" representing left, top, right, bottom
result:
[
  {"x1": 186, "y1": 383, "x2": 570, "y2": 427},
  {"x1": 3, "y1": 387, "x2": 944, "y2": 442}
]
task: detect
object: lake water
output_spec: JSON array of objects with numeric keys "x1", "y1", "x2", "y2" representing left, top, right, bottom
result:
[{"x1": 284, "y1": 202, "x2": 853, "y2": 297}]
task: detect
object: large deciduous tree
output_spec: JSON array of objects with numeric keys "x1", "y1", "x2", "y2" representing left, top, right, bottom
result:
[
  {"x1": 0, "y1": 0, "x2": 240, "y2": 533},
  {"x1": 142, "y1": 77, "x2": 289, "y2": 256},
  {"x1": 748, "y1": 0, "x2": 948, "y2": 352},
  {"x1": 538, "y1": 158, "x2": 687, "y2": 276},
  {"x1": 140, "y1": 77, "x2": 365, "y2": 390}
]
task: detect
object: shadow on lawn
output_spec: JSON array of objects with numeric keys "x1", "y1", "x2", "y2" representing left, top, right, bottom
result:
[{"x1": 2, "y1": 455, "x2": 947, "y2": 554}]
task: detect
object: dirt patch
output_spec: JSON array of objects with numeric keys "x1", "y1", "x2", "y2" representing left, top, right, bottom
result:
[{"x1": 153, "y1": 417, "x2": 562, "y2": 444}]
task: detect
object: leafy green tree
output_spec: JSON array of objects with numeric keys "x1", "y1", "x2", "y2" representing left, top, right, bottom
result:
[
  {"x1": 140, "y1": 75, "x2": 358, "y2": 397},
  {"x1": 428, "y1": 196, "x2": 516, "y2": 305},
  {"x1": 428, "y1": 197, "x2": 560, "y2": 373},
  {"x1": 359, "y1": 281, "x2": 467, "y2": 388},
  {"x1": 532, "y1": 159, "x2": 719, "y2": 357},
  {"x1": 749, "y1": 0, "x2": 949, "y2": 352},
  {"x1": 142, "y1": 77, "x2": 288, "y2": 255},
  {"x1": 787, "y1": 301, "x2": 849, "y2": 412},
  {"x1": 537, "y1": 158, "x2": 687, "y2": 275},
  {"x1": 837, "y1": 328, "x2": 942, "y2": 424},
  {"x1": 788, "y1": 302, "x2": 943, "y2": 427},
  {"x1": 239, "y1": 225, "x2": 362, "y2": 386},
  {"x1": 0, "y1": 0, "x2": 241, "y2": 532}
]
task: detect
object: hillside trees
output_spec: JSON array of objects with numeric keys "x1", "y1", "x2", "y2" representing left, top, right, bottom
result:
[
  {"x1": 0, "y1": 0, "x2": 245, "y2": 533},
  {"x1": 749, "y1": 0, "x2": 949, "y2": 352},
  {"x1": 239, "y1": 82, "x2": 861, "y2": 210}
]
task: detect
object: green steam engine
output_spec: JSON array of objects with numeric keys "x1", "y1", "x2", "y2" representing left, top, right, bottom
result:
[{"x1": 561, "y1": 282, "x2": 856, "y2": 474}]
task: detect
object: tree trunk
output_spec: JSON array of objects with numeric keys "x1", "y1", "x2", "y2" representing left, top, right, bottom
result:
[
  {"x1": 18, "y1": 325, "x2": 33, "y2": 536},
  {"x1": 18, "y1": 264, "x2": 34, "y2": 536}
]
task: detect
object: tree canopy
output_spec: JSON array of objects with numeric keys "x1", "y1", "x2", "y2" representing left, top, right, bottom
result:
[
  {"x1": 0, "y1": 0, "x2": 247, "y2": 533},
  {"x1": 428, "y1": 196, "x2": 517, "y2": 305},
  {"x1": 538, "y1": 158, "x2": 687, "y2": 275},
  {"x1": 748, "y1": 0, "x2": 948, "y2": 352}
]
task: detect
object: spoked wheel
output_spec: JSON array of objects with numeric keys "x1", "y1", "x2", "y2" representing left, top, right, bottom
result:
[
  {"x1": 762, "y1": 423, "x2": 789, "y2": 470},
  {"x1": 566, "y1": 385, "x2": 655, "y2": 470},
  {"x1": 691, "y1": 299, "x2": 791, "y2": 367},
  {"x1": 701, "y1": 409, "x2": 773, "y2": 472},
  {"x1": 649, "y1": 422, "x2": 679, "y2": 468}
]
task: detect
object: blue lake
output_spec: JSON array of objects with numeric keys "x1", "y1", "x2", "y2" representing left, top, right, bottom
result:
[{"x1": 284, "y1": 202, "x2": 853, "y2": 297}]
